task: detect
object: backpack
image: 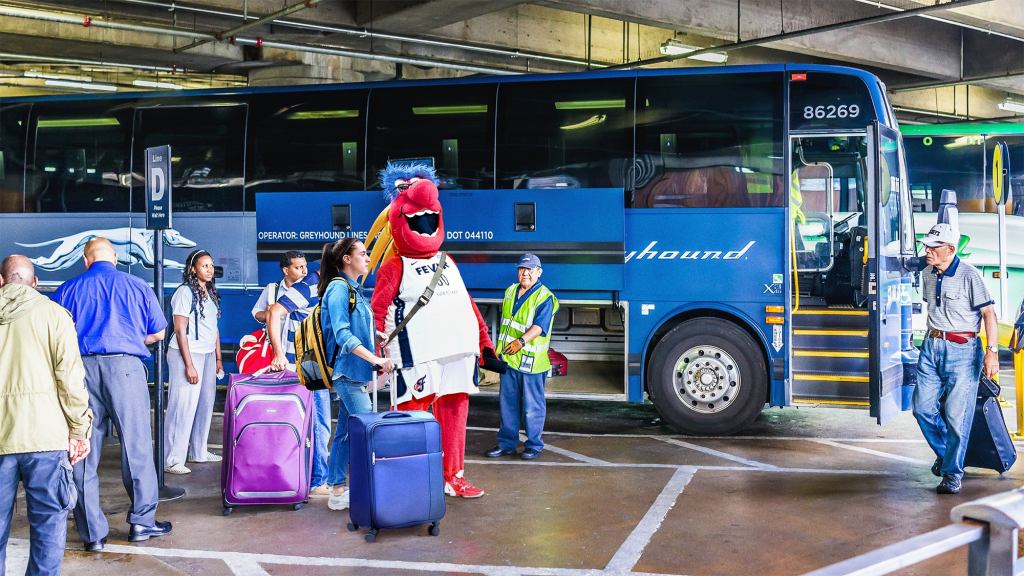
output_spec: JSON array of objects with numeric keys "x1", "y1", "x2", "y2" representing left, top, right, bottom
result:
[{"x1": 294, "y1": 278, "x2": 354, "y2": 392}]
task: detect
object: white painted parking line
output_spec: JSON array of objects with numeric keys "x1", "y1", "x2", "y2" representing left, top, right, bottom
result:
[
  {"x1": 465, "y1": 459, "x2": 897, "y2": 476},
  {"x1": 3, "y1": 536, "x2": 28, "y2": 575},
  {"x1": 653, "y1": 437, "x2": 778, "y2": 470},
  {"x1": 604, "y1": 467, "x2": 696, "y2": 574},
  {"x1": 811, "y1": 439, "x2": 933, "y2": 465},
  {"x1": 223, "y1": 557, "x2": 272, "y2": 576},
  {"x1": 542, "y1": 443, "x2": 611, "y2": 465},
  {"x1": 38, "y1": 538, "x2": 682, "y2": 576}
]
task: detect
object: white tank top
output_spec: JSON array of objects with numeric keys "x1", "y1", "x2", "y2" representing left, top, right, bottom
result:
[{"x1": 384, "y1": 255, "x2": 478, "y2": 367}]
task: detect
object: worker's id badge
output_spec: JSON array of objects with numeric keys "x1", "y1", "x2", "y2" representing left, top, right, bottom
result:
[{"x1": 519, "y1": 354, "x2": 534, "y2": 372}]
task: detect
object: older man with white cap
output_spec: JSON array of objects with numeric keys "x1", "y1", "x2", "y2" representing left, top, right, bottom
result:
[{"x1": 914, "y1": 223, "x2": 1000, "y2": 494}]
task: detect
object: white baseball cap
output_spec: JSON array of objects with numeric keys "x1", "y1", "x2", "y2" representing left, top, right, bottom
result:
[{"x1": 920, "y1": 223, "x2": 959, "y2": 248}]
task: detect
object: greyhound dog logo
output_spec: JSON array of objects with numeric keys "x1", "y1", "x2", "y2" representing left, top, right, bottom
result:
[{"x1": 16, "y1": 227, "x2": 197, "y2": 271}]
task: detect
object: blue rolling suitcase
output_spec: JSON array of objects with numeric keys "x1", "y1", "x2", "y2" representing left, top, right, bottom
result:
[
  {"x1": 347, "y1": 409, "x2": 445, "y2": 542},
  {"x1": 964, "y1": 376, "x2": 1017, "y2": 474}
]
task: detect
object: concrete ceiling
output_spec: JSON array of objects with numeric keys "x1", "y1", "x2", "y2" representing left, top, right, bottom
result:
[{"x1": 0, "y1": 0, "x2": 1021, "y2": 123}]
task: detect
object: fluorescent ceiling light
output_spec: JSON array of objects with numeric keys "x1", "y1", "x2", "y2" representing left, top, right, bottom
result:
[
  {"x1": 554, "y1": 99, "x2": 625, "y2": 110},
  {"x1": 411, "y1": 104, "x2": 487, "y2": 115},
  {"x1": 132, "y1": 79, "x2": 183, "y2": 90},
  {"x1": 286, "y1": 110, "x2": 360, "y2": 120},
  {"x1": 659, "y1": 39, "x2": 728, "y2": 64},
  {"x1": 943, "y1": 135, "x2": 984, "y2": 149},
  {"x1": 37, "y1": 117, "x2": 120, "y2": 129},
  {"x1": 43, "y1": 79, "x2": 117, "y2": 92},
  {"x1": 998, "y1": 100, "x2": 1024, "y2": 114},
  {"x1": 24, "y1": 71, "x2": 92, "y2": 82},
  {"x1": 560, "y1": 114, "x2": 607, "y2": 131}
]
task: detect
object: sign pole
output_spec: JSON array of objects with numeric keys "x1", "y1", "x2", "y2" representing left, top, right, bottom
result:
[
  {"x1": 993, "y1": 142, "x2": 1010, "y2": 321},
  {"x1": 147, "y1": 145, "x2": 185, "y2": 501}
]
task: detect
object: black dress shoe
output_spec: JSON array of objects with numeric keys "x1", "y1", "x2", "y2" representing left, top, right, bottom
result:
[
  {"x1": 520, "y1": 448, "x2": 542, "y2": 460},
  {"x1": 931, "y1": 458, "x2": 943, "y2": 477},
  {"x1": 936, "y1": 475, "x2": 961, "y2": 495},
  {"x1": 84, "y1": 538, "x2": 106, "y2": 552},
  {"x1": 485, "y1": 446, "x2": 516, "y2": 458},
  {"x1": 129, "y1": 520, "x2": 173, "y2": 542}
]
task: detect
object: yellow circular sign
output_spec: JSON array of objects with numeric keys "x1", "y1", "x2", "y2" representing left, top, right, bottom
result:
[{"x1": 992, "y1": 143, "x2": 1004, "y2": 204}]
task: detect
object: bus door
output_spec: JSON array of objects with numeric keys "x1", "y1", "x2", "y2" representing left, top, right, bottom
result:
[{"x1": 867, "y1": 123, "x2": 908, "y2": 424}]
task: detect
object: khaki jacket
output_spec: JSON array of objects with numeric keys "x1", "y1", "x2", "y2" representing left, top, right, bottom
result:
[{"x1": 0, "y1": 283, "x2": 93, "y2": 455}]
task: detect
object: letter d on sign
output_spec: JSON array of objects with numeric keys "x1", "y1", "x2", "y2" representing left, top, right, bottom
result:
[{"x1": 150, "y1": 167, "x2": 165, "y2": 201}]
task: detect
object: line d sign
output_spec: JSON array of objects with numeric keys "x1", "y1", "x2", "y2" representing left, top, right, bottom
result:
[
  {"x1": 992, "y1": 141, "x2": 1009, "y2": 206},
  {"x1": 146, "y1": 145, "x2": 172, "y2": 230}
]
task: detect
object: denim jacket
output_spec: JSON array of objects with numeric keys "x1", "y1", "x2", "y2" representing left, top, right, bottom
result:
[{"x1": 320, "y1": 275, "x2": 375, "y2": 383}]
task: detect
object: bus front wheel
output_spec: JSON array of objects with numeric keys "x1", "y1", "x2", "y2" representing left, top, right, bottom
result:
[{"x1": 649, "y1": 318, "x2": 767, "y2": 436}]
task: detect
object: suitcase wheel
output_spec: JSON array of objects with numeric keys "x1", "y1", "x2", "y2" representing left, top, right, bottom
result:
[
  {"x1": 222, "y1": 507, "x2": 233, "y2": 517},
  {"x1": 428, "y1": 522, "x2": 440, "y2": 537},
  {"x1": 347, "y1": 522, "x2": 358, "y2": 532},
  {"x1": 365, "y1": 529, "x2": 378, "y2": 543},
  {"x1": 293, "y1": 503, "x2": 304, "y2": 511}
]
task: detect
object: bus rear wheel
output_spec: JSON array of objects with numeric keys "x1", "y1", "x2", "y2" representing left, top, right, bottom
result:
[{"x1": 649, "y1": 318, "x2": 767, "y2": 436}]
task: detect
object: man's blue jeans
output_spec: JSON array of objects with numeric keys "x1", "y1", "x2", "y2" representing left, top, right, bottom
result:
[
  {"x1": 310, "y1": 388, "x2": 332, "y2": 488},
  {"x1": 913, "y1": 336, "x2": 983, "y2": 481},
  {"x1": 497, "y1": 369, "x2": 548, "y2": 452},
  {"x1": 0, "y1": 450, "x2": 77, "y2": 576},
  {"x1": 326, "y1": 378, "x2": 372, "y2": 487}
]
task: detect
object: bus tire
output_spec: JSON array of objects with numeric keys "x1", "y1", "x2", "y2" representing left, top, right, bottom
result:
[{"x1": 649, "y1": 317, "x2": 767, "y2": 436}]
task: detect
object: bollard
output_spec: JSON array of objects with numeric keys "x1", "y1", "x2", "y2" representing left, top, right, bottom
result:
[{"x1": 1015, "y1": 350, "x2": 1024, "y2": 441}]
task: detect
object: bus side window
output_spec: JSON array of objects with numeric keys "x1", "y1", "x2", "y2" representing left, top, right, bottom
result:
[
  {"x1": 246, "y1": 90, "x2": 368, "y2": 204},
  {"x1": 495, "y1": 78, "x2": 633, "y2": 190},
  {"x1": 633, "y1": 73, "x2": 783, "y2": 209},
  {"x1": 27, "y1": 102, "x2": 132, "y2": 214},
  {"x1": 132, "y1": 101, "x2": 245, "y2": 213},
  {"x1": 368, "y1": 84, "x2": 495, "y2": 190},
  {"x1": 0, "y1": 104, "x2": 28, "y2": 213}
]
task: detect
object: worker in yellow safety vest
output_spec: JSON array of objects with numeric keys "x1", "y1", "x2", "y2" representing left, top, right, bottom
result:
[{"x1": 485, "y1": 253, "x2": 559, "y2": 461}]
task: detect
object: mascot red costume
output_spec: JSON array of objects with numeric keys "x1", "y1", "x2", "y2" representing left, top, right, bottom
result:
[{"x1": 367, "y1": 162, "x2": 494, "y2": 498}]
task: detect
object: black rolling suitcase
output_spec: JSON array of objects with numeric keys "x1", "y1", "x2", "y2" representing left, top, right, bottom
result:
[{"x1": 964, "y1": 376, "x2": 1017, "y2": 474}]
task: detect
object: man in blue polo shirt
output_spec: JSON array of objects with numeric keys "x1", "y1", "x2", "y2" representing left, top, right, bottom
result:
[{"x1": 54, "y1": 237, "x2": 173, "y2": 551}]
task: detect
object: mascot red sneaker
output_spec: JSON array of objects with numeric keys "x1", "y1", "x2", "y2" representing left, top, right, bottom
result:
[{"x1": 367, "y1": 162, "x2": 495, "y2": 499}]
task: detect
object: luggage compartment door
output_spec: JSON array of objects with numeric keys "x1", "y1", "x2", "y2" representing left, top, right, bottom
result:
[{"x1": 439, "y1": 187, "x2": 624, "y2": 291}]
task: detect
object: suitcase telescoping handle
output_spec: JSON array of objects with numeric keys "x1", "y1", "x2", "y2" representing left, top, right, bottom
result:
[{"x1": 369, "y1": 364, "x2": 397, "y2": 413}]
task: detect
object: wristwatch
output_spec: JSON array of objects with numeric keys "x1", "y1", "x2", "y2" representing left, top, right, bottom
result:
[
  {"x1": 986, "y1": 345, "x2": 999, "y2": 353},
  {"x1": 517, "y1": 337, "x2": 526, "y2": 346}
]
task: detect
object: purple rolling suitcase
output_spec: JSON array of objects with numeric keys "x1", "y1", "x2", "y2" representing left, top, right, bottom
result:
[
  {"x1": 346, "y1": 380, "x2": 445, "y2": 542},
  {"x1": 221, "y1": 370, "x2": 313, "y2": 515}
]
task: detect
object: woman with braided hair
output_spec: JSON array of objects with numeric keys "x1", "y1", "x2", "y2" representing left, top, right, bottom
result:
[{"x1": 164, "y1": 249, "x2": 224, "y2": 475}]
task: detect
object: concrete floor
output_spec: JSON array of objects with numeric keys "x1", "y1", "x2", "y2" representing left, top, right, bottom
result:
[{"x1": 5, "y1": 369, "x2": 1024, "y2": 576}]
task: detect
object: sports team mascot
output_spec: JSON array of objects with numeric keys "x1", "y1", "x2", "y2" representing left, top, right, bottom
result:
[{"x1": 367, "y1": 162, "x2": 495, "y2": 499}]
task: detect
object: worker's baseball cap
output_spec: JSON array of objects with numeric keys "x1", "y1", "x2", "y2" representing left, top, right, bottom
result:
[
  {"x1": 920, "y1": 223, "x2": 959, "y2": 248},
  {"x1": 517, "y1": 253, "x2": 542, "y2": 269}
]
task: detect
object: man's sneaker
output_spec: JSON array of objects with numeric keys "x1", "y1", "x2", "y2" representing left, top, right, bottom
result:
[
  {"x1": 445, "y1": 476, "x2": 485, "y2": 498},
  {"x1": 188, "y1": 452, "x2": 222, "y2": 463},
  {"x1": 309, "y1": 484, "x2": 332, "y2": 497},
  {"x1": 931, "y1": 457, "x2": 943, "y2": 477},
  {"x1": 936, "y1": 475, "x2": 961, "y2": 495},
  {"x1": 327, "y1": 490, "x2": 350, "y2": 510},
  {"x1": 165, "y1": 464, "x2": 191, "y2": 475}
]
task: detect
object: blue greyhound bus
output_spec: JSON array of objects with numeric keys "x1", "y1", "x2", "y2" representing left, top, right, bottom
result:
[{"x1": 0, "y1": 64, "x2": 917, "y2": 435}]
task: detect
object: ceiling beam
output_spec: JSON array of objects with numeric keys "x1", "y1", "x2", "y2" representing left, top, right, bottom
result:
[{"x1": 354, "y1": 0, "x2": 527, "y2": 34}]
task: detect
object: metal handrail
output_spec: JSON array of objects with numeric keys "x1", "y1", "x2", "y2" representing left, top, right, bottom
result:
[{"x1": 805, "y1": 488, "x2": 1024, "y2": 575}]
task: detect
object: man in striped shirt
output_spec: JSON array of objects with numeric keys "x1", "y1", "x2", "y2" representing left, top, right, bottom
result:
[
  {"x1": 261, "y1": 253, "x2": 332, "y2": 498},
  {"x1": 914, "y1": 223, "x2": 999, "y2": 495}
]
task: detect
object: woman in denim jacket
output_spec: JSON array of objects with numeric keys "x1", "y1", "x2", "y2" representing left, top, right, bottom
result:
[{"x1": 318, "y1": 238, "x2": 394, "y2": 510}]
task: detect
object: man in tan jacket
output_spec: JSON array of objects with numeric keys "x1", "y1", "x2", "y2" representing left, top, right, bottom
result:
[{"x1": 0, "y1": 255, "x2": 93, "y2": 576}]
